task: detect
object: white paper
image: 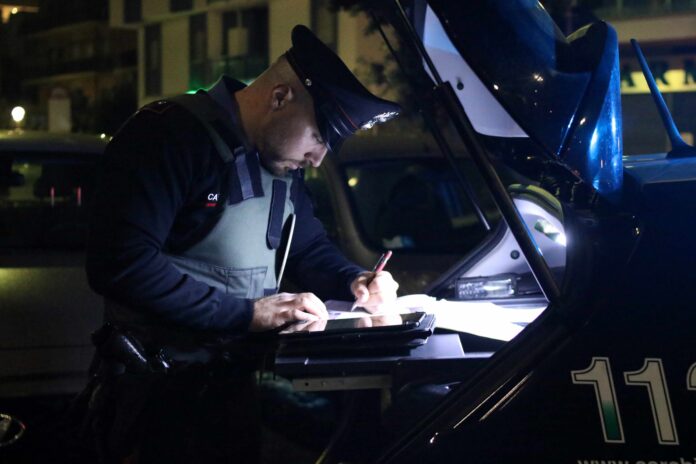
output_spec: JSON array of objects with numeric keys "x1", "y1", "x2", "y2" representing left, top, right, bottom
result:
[
  {"x1": 325, "y1": 294, "x2": 436, "y2": 320},
  {"x1": 324, "y1": 296, "x2": 546, "y2": 341}
]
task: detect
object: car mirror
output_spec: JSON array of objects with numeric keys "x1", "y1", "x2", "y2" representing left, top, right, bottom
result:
[{"x1": 0, "y1": 413, "x2": 26, "y2": 448}]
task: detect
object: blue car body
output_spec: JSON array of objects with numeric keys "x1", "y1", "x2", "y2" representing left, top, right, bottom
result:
[{"x1": 361, "y1": 0, "x2": 696, "y2": 461}]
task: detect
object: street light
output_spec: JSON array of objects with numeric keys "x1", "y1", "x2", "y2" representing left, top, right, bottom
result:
[{"x1": 10, "y1": 106, "x2": 25, "y2": 130}]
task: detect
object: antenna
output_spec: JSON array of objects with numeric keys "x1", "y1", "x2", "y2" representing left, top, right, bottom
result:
[{"x1": 631, "y1": 38, "x2": 695, "y2": 158}]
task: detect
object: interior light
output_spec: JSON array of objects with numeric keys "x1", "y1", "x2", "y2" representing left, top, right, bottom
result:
[
  {"x1": 534, "y1": 219, "x2": 566, "y2": 246},
  {"x1": 456, "y1": 274, "x2": 518, "y2": 300},
  {"x1": 347, "y1": 177, "x2": 358, "y2": 187}
]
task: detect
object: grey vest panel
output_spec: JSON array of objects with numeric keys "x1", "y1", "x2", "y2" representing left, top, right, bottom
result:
[
  {"x1": 104, "y1": 167, "x2": 295, "y2": 336},
  {"x1": 168, "y1": 163, "x2": 295, "y2": 299},
  {"x1": 104, "y1": 92, "x2": 296, "y2": 333}
]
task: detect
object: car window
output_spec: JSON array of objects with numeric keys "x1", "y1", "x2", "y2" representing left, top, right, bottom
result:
[
  {"x1": 0, "y1": 155, "x2": 97, "y2": 250},
  {"x1": 343, "y1": 159, "x2": 491, "y2": 253}
]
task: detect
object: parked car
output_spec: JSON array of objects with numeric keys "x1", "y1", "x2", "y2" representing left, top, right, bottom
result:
[
  {"x1": 331, "y1": 1, "x2": 696, "y2": 463},
  {"x1": 0, "y1": 130, "x2": 106, "y2": 400}
]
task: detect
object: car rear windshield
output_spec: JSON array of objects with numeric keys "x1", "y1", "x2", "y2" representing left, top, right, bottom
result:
[
  {"x1": 0, "y1": 154, "x2": 97, "y2": 250},
  {"x1": 342, "y1": 159, "x2": 492, "y2": 254}
]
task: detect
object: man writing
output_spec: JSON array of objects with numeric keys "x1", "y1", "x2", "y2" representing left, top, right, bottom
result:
[{"x1": 85, "y1": 25, "x2": 400, "y2": 463}]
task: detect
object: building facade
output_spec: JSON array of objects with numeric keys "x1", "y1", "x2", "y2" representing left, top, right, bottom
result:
[
  {"x1": 551, "y1": 0, "x2": 696, "y2": 155},
  {"x1": 108, "y1": 0, "x2": 388, "y2": 107},
  {"x1": 21, "y1": 20, "x2": 137, "y2": 132}
]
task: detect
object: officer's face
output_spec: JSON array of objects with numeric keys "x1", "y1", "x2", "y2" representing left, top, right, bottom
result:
[{"x1": 258, "y1": 84, "x2": 328, "y2": 176}]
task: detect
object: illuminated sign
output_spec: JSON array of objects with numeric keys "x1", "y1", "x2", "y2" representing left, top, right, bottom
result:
[{"x1": 621, "y1": 58, "x2": 696, "y2": 94}]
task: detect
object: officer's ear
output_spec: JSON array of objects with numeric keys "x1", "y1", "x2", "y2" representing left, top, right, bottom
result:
[{"x1": 270, "y1": 84, "x2": 293, "y2": 111}]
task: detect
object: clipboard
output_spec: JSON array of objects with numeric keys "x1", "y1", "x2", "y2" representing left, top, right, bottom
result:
[{"x1": 276, "y1": 312, "x2": 436, "y2": 356}]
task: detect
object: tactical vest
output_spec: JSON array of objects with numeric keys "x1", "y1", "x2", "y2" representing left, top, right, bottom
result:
[
  {"x1": 105, "y1": 92, "x2": 298, "y2": 336},
  {"x1": 167, "y1": 93, "x2": 295, "y2": 297}
]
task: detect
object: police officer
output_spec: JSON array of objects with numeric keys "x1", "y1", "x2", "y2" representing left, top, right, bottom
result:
[{"x1": 84, "y1": 25, "x2": 401, "y2": 463}]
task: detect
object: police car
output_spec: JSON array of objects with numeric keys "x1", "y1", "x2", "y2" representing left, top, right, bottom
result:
[
  {"x1": 0, "y1": 130, "x2": 106, "y2": 399},
  {"x1": 334, "y1": 1, "x2": 696, "y2": 463},
  {"x1": 4, "y1": 1, "x2": 696, "y2": 462}
]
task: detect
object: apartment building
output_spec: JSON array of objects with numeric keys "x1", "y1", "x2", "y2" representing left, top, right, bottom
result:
[
  {"x1": 108, "y1": 0, "x2": 387, "y2": 107},
  {"x1": 21, "y1": 20, "x2": 137, "y2": 132}
]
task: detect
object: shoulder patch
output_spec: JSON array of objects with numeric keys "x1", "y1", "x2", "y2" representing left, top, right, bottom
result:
[{"x1": 139, "y1": 100, "x2": 177, "y2": 115}]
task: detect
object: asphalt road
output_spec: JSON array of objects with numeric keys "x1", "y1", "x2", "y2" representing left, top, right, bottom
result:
[{"x1": 0, "y1": 387, "x2": 330, "y2": 463}]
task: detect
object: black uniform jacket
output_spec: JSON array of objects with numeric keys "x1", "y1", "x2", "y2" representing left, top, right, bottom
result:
[{"x1": 85, "y1": 86, "x2": 364, "y2": 333}]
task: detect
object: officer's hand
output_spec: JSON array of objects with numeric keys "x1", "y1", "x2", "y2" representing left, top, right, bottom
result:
[
  {"x1": 249, "y1": 292, "x2": 328, "y2": 332},
  {"x1": 350, "y1": 271, "x2": 399, "y2": 314}
]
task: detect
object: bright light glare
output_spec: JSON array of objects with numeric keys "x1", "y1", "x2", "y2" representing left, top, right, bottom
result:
[
  {"x1": 11, "y1": 106, "x2": 25, "y2": 123},
  {"x1": 590, "y1": 127, "x2": 599, "y2": 151},
  {"x1": 534, "y1": 218, "x2": 566, "y2": 246},
  {"x1": 347, "y1": 177, "x2": 358, "y2": 187},
  {"x1": 100, "y1": 133, "x2": 107, "y2": 139},
  {"x1": 11, "y1": 7, "x2": 18, "y2": 14}
]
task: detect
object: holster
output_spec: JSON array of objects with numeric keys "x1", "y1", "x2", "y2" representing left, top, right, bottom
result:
[
  {"x1": 71, "y1": 324, "x2": 168, "y2": 463},
  {"x1": 78, "y1": 322, "x2": 275, "y2": 463}
]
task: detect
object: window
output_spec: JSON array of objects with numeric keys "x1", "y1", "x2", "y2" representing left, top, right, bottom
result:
[
  {"x1": 342, "y1": 159, "x2": 490, "y2": 253},
  {"x1": 0, "y1": 156, "x2": 98, "y2": 250},
  {"x1": 170, "y1": 0, "x2": 192, "y2": 13},
  {"x1": 241, "y1": 7, "x2": 268, "y2": 57},
  {"x1": 124, "y1": 0, "x2": 141, "y2": 23},
  {"x1": 311, "y1": 0, "x2": 337, "y2": 51},
  {"x1": 145, "y1": 24, "x2": 162, "y2": 96},
  {"x1": 218, "y1": 7, "x2": 268, "y2": 81},
  {"x1": 221, "y1": 11, "x2": 238, "y2": 56},
  {"x1": 222, "y1": 7, "x2": 268, "y2": 57},
  {"x1": 189, "y1": 14, "x2": 208, "y2": 89}
]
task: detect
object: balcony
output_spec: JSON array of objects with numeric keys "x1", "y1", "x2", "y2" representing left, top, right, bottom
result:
[
  {"x1": 23, "y1": 51, "x2": 137, "y2": 80},
  {"x1": 589, "y1": 0, "x2": 696, "y2": 19},
  {"x1": 190, "y1": 55, "x2": 268, "y2": 89}
]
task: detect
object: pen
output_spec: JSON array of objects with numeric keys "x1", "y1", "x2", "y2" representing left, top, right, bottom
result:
[
  {"x1": 352, "y1": 250, "x2": 392, "y2": 311},
  {"x1": 369, "y1": 250, "x2": 392, "y2": 284}
]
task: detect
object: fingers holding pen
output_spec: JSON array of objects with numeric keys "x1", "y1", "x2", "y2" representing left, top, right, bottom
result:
[
  {"x1": 351, "y1": 272, "x2": 373, "y2": 304},
  {"x1": 350, "y1": 270, "x2": 399, "y2": 313},
  {"x1": 369, "y1": 270, "x2": 399, "y2": 295}
]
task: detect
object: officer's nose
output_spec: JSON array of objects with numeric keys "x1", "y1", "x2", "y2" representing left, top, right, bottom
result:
[{"x1": 305, "y1": 146, "x2": 327, "y2": 168}]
